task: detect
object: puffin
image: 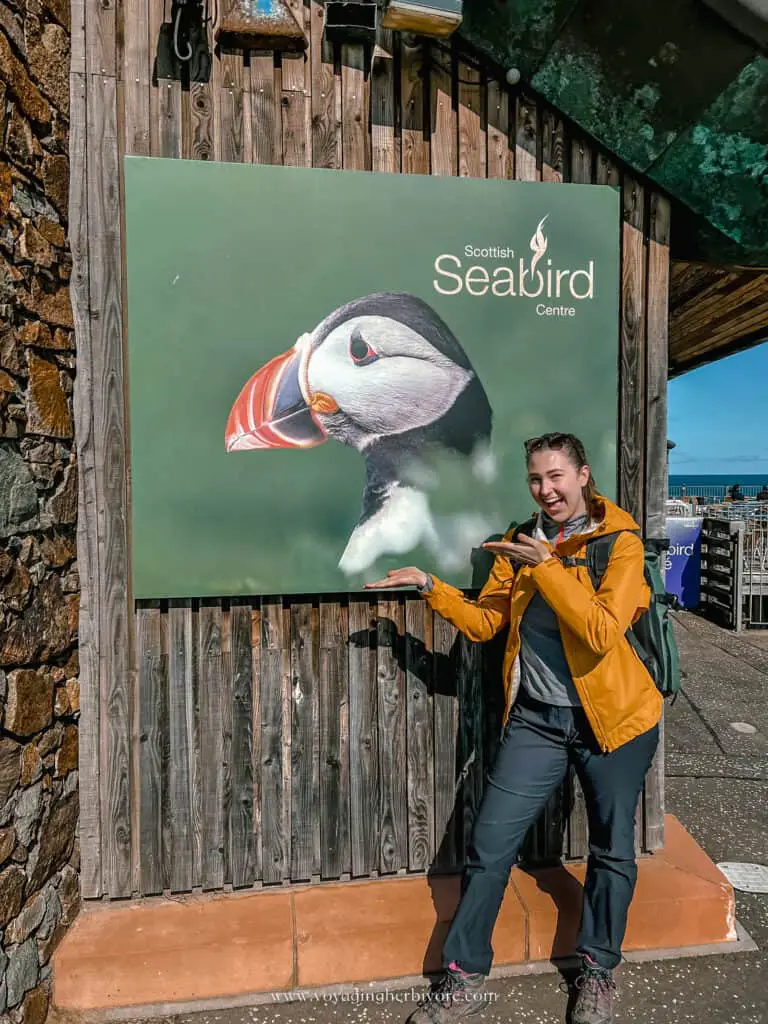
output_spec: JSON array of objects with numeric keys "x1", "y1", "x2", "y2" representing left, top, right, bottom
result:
[{"x1": 225, "y1": 292, "x2": 494, "y2": 576}]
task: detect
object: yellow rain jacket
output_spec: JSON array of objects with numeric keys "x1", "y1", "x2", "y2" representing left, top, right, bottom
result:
[{"x1": 422, "y1": 496, "x2": 663, "y2": 752}]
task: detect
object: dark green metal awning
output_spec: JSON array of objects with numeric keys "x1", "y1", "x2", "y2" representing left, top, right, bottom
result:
[{"x1": 460, "y1": 0, "x2": 768, "y2": 267}]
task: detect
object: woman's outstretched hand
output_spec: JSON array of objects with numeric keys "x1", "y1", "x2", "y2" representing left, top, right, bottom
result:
[
  {"x1": 363, "y1": 567, "x2": 428, "y2": 590},
  {"x1": 482, "y1": 534, "x2": 553, "y2": 566}
]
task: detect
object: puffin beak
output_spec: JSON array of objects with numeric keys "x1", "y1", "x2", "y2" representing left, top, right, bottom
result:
[{"x1": 225, "y1": 345, "x2": 331, "y2": 452}]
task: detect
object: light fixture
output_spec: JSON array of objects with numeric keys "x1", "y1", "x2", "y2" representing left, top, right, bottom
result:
[
  {"x1": 216, "y1": 0, "x2": 305, "y2": 49},
  {"x1": 381, "y1": 0, "x2": 463, "y2": 36}
]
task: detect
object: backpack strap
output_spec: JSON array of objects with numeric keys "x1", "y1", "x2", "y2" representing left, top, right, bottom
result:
[
  {"x1": 507, "y1": 516, "x2": 538, "y2": 540},
  {"x1": 584, "y1": 528, "x2": 641, "y2": 590},
  {"x1": 585, "y1": 529, "x2": 656, "y2": 670}
]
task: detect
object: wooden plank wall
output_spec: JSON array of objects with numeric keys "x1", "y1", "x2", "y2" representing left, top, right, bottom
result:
[{"x1": 70, "y1": 0, "x2": 671, "y2": 898}]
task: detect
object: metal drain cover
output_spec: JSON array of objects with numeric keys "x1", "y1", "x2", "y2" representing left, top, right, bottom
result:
[{"x1": 717, "y1": 862, "x2": 768, "y2": 893}]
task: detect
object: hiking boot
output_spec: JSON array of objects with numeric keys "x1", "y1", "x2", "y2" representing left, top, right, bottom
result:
[
  {"x1": 570, "y1": 958, "x2": 616, "y2": 1024},
  {"x1": 406, "y1": 962, "x2": 487, "y2": 1024}
]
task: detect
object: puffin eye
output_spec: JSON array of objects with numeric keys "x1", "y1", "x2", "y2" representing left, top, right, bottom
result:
[{"x1": 349, "y1": 330, "x2": 379, "y2": 366}]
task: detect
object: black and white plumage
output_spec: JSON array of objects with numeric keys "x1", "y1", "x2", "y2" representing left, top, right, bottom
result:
[{"x1": 226, "y1": 292, "x2": 494, "y2": 575}]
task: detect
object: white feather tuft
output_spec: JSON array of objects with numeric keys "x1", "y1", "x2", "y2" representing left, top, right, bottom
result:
[{"x1": 472, "y1": 444, "x2": 497, "y2": 484}]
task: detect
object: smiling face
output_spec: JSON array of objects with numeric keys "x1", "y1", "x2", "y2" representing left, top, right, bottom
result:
[{"x1": 527, "y1": 447, "x2": 590, "y2": 522}]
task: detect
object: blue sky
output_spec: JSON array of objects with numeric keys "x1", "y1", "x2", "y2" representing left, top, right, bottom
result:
[{"x1": 668, "y1": 340, "x2": 768, "y2": 475}]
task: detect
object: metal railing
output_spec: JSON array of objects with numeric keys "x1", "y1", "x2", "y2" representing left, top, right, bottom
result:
[
  {"x1": 670, "y1": 484, "x2": 764, "y2": 500},
  {"x1": 666, "y1": 499, "x2": 768, "y2": 520},
  {"x1": 742, "y1": 513, "x2": 768, "y2": 627}
]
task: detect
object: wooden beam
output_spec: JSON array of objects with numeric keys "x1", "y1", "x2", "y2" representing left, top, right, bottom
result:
[
  {"x1": 371, "y1": 29, "x2": 396, "y2": 173},
  {"x1": 514, "y1": 92, "x2": 538, "y2": 181},
  {"x1": 69, "y1": 66, "x2": 103, "y2": 899},
  {"x1": 86, "y1": 71, "x2": 133, "y2": 898},
  {"x1": 486, "y1": 76, "x2": 511, "y2": 180},
  {"x1": 401, "y1": 36, "x2": 428, "y2": 174},
  {"x1": 341, "y1": 42, "x2": 369, "y2": 171},
  {"x1": 311, "y1": 1, "x2": 342, "y2": 169},
  {"x1": 619, "y1": 175, "x2": 646, "y2": 526},
  {"x1": 429, "y1": 43, "x2": 456, "y2": 177},
  {"x1": 457, "y1": 58, "x2": 484, "y2": 179},
  {"x1": 645, "y1": 193, "x2": 671, "y2": 543}
]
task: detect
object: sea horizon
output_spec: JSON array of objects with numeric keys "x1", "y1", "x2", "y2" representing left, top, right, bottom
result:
[{"x1": 669, "y1": 473, "x2": 768, "y2": 486}]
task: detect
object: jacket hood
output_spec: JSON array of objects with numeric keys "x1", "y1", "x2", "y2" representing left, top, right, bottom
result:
[
  {"x1": 532, "y1": 495, "x2": 641, "y2": 544},
  {"x1": 589, "y1": 496, "x2": 642, "y2": 536}
]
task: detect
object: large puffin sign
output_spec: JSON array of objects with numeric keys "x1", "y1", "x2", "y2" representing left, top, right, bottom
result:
[
  {"x1": 124, "y1": 158, "x2": 620, "y2": 597},
  {"x1": 224, "y1": 293, "x2": 493, "y2": 576}
]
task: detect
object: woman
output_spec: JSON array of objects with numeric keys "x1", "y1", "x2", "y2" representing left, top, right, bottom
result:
[{"x1": 365, "y1": 432, "x2": 662, "y2": 1024}]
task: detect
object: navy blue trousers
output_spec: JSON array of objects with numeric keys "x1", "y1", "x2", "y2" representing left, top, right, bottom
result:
[{"x1": 442, "y1": 689, "x2": 659, "y2": 974}]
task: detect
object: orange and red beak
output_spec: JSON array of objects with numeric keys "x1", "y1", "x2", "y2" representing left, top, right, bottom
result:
[{"x1": 225, "y1": 345, "x2": 334, "y2": 452}]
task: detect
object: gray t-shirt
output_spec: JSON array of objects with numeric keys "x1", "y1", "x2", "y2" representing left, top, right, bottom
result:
[{"x1": 519, "y1": 513, "x2": 589, "y2": 707}]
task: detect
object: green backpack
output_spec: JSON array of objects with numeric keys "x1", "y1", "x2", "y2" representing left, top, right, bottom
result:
[
  {"x1": 581, "y1": 531, "x2": 681, "y2": 699},
  {"x1": 512, "y1": 521, "x2": 681, "y2": 699}
]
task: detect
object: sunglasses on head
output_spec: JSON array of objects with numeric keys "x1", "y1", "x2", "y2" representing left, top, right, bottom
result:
[{"x1": 523, "y1": 432, "x2": 580, "y2": 455}]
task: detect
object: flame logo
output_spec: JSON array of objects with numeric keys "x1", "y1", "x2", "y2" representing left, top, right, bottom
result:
[{"x1": 529, "y1": 215, "x2": 548, "y2": 276}]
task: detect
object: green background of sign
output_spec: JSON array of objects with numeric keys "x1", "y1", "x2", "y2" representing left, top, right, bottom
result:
[{"x1": 124, "y1": 158, "x2": 620, "y2": 597}]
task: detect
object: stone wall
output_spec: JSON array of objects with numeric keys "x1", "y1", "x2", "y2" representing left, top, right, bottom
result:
[{"x1": 0, "y1": 1, "x2": 79, "y2": 1021}]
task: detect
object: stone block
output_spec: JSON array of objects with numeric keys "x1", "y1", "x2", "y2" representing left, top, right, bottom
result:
[
  {"x1": 54, "y1": 728, "x2": 77, "y2": 777},
  {"x1": 41, "y1": 154, "x2": 68, "y2": 218},
  {"x1": 5, "y1": 671, "x2": 53, "y2": 738},
  {"x1": 19, "y1": 322, "x2": 51, "y2": 350},
  {"x1": 46, "y1": 464, "x2": 76, "y2": 525},
  {"x1": 39, "y1": 534, "x2": 74, "y2": 568},
  {"x1": 0, "y1": 449, "x2": 39, "y2": 538},
  {"x1": 11, "y1": 184, "x2": 56, "y2": 224},
  {"x1": 5, "y1": 938, "x2": 38, "y2": 1008},
  {"x1": 0, "y1": 578, "x2": 70, "y2": 666},
  {"x1": 27, "y1": 794, "x2": 76, "y2": 891},
  {"x1": 14, "y1": 783, "x2": 42, "y2": 848},
  {"x1": 19, "y1": 746, "x2": 41, "y2": 787},
  {"x1": 57, "y1": 865, "x2": 78, "y2": 926},
  {"x1": 0, "y1": 32, "x2": 51, "y2": 125},
  {"x1": 52, "y1": 688, "x2": 68, "y2": 717},
  {"x1": 19, "y1": 984, "x2": 48, "y2": 1024},
  {"x1": 17, "y1": 225, "x2": 54, "y2": 268},
  {"x1": 37, "y1": 887, "x2": 61, "y2": 941},
  {"x1": 0, "y1": 163, "x2": 11, "y2": 218},
  {"x1": 25, "y1": 352, "x2": 72, "y2": 438},
  {"x1": 4, "y1": 561, "x2": 32, "y2": 614},
  {"x1": 4, "y1": 107, "x2": 39, "y2": 169},
  {"x1": 0, "y1": 741, "x2": 21, "y2": 806},
  {"x1": 28, "y1": 24, "x2": 69, "y2": 116},
  {"x1": 20, "y1": 280, "x2": 72, "y2": 329},
  {"x1": 5, "y1": 892, "x2": 46, "y2": 945},
  {"x1": 35, "y1": 725, "x2": 62, "y2": 760},
  {"x1": 0, "y1": 828, "x2": 17, "y2": 866},
  {"x1": 64, "y1": 681, "x2": 79, "y2": 715},
  {"x1": 37, "y1": 919, "x2": 65, "y2": 966},
  {"x1": 36, "y1": 220, "x2": 65, "y2": 249},
  {"x1": 17, "y1": 538, "x2": 35, "y2": 564},
  {"x1": 0, "y1": 327, "x2": 25, "y2": 377},
  {"x1": 0, "y1": 254, "x2": 24, "y2": 303},
  {"x1": 0, "y1": 866, "x2": 25, "y2": 927}
]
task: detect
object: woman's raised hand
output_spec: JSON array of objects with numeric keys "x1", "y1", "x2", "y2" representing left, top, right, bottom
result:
[
  {"x1": 482, "y1": 534, "x2": 553, "y2": 566},
  {"x1": 363, "y1": 567, "x2": 428, "y2": 590}
]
